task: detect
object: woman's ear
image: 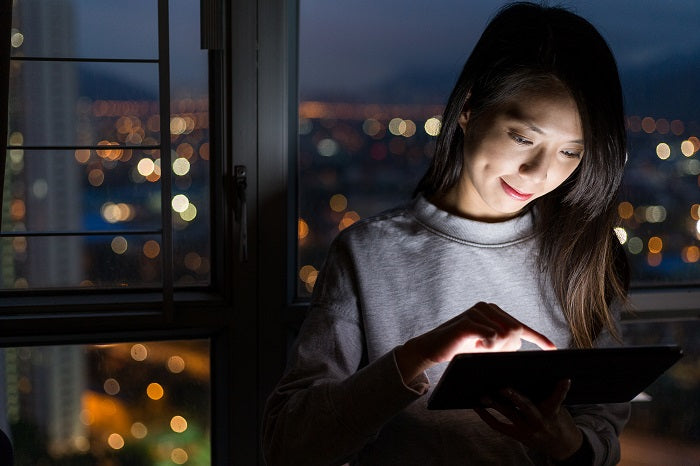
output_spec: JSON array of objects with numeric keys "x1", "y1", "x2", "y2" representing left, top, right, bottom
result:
[{"x1": 458, "y1": 110, "x2": 469, "y2": 135}]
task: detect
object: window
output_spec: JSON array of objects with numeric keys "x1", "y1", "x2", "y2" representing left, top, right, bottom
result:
[
  {"x1": 0, "y1": 0, "x2": 255, "y2": 464},
  {"x1": 296, "y1": 0, "x2": 700, "y2": 461},
  {"x1": 3, "y1": 339, "x2": 210, "y2": 465},
  {"x1": 4, "y1": 0, "x2": 210, "y2": 290}
]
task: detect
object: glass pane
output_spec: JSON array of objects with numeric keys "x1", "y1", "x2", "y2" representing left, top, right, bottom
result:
[
  {"x1": 620, "y1": 320, "x2": 700, "y2": 463},
  {"x1": 11, "y1": 0, "x2": 158, "y2": 60},
  {"x1": 297, "y1": 0, "x2": 700, "y2": 295},
  {"x1": 2, "y1": 149, "x2": 161, "y2": 234},
  {"x1": 170, "y1": 0, "x2": 210, "y2": 287},
  {"x1": 1, "y1": 339, "x2": 210, "y2": 465},
  {"x1": 2, "y1": 0, "x2": 212, "y2": 291},
  {"x1": 9, "y1": 61, "x2": 159, "y2": 147},
  {"x1": 0, "y1": 234, "x2": 162, "y2": 289}
]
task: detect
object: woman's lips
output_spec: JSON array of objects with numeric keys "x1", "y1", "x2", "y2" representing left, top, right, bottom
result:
[{"x1": 500, "y1": 179, "x2": 533, "y2": 201}]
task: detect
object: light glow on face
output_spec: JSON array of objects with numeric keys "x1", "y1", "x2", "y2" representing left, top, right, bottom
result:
[{"x1": 450, "y1": 90, "x2": 584, "y2": 221}]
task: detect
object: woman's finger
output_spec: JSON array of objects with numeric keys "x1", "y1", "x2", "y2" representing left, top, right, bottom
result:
[
  {"x1": 480, "y1": 302, "x2": 557, "y2": 350},
  {"x1": 519, "y1": 328, "x2": 557, "y2": 350},
  {"x1": 474, "y1": 407, "x2": 523, "y2": 440},
  {"x1": 539, "y1": 379, "x2": 571, "y2": 416},
  {"x1": 497, "y1": 388, "x2": 545, "y2": 427}
]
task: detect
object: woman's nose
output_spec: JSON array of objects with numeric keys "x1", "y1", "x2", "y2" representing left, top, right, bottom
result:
[{"x1": 518, "y1": 148, "x2": 549, "y2": 183}]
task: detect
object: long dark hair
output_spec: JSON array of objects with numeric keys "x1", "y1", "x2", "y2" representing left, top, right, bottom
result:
[{"x1": 416, "y1": 2, "x2": 629, "y2": 347}]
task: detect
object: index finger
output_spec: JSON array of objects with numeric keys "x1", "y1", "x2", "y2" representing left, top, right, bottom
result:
[
  {"x1": 483, "y1": 303, "x2": 557, "y2": 350},
  {"x1": 520, "y1": 326, "x2": 557, "y2": 350}
]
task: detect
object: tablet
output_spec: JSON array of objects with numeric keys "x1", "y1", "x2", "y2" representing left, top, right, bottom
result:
[{"x1": 427, "y1": 345, "x2": 683, "y2": 410}]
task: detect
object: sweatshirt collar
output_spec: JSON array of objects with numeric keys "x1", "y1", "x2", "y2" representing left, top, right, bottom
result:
[{"x1": 411, "y1": 195, "x2": 535, "y2": 246}]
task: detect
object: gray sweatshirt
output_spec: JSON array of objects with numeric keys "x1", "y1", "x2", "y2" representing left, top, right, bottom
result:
[{"x1": 263, "y1": 195, "x2": 629, "y2": 465}]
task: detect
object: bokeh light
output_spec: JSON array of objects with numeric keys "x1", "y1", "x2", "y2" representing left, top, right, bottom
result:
[
  {"x1": 103, "y1": 378, "x2": 120, "y2": 396},
  {"x1": 180, "y1": 203, "x2": 197, "y2": 221},
  {"x1": 146, "y1": 383, "x2": 164, "y2": 400},
  {"x1": 298, "y1": 219, "x2": 309, "y2": 239},
  {"x1": 110, "y1": 236, "x2": 128, "y2": 255},
  {"x1": 627, "y1": 237, "x2": 644, "y2": 254},
  {"x1": 131, "y1": 344, "x2": 148, "y2": 361},
  {"x1": 143, "y1": 240, "x2": 161, "y2": 259},
  {"x1": 681, "y1": 246, "x2": 700, "y2": 263},
  {"x1": 614, "y1": 227, "x2": 628, "y2": 244},
  {"x1": 317, "y1": 138, "x2": 339, "y2": 157},
  {"x1": 618, "y1": 201, "x2": 634, "y2": 219},
  {"x1": 424, "y1": 117, "x2": 442, "y2": 136},
  {"x1": 648, "y1": 236, "x2": 663, "y2": 254},
  {"x1": 170, "y1": 415, "x2": 188, "y2": 433},
  {"x1": 172, "y1": 194, "x2": 190, "y2": 213},
  {"x1": 107, "y1": 433, "x2": 124, "y2": 450},
  {"x1": 681, "y1": 140, "x2": 695, "y2": 157},
  {"x1": 167, "y1": 356, "x2": 186, "y2": 373},
  {"x1": 131, "y1": 422, "x2": 148, "y2": 439},
  {"x1": 171, "y1": 448, "x2": 189, "y2": 465},
  {"x1": 330, "y1": 194, "x2": 348, "y2": 212},
  {"x1": 656, "y1": 143, "x2": 670, "y2": 160}
]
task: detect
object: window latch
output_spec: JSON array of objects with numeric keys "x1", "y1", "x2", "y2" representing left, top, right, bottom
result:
[{"x1": 234, "y1": 165, "x2": 248, "y2": 262}]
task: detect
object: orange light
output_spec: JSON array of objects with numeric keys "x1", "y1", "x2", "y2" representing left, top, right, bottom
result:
[
  {"x1": 74, "y1": 149, "x2": 91, "y2": 163},
  {"x1": 298, "y1": 219, "x2": 309, "y2": 239},
  {"x1": 146, "y1": 383, "x2": 164, "y2": 400},
  {"x1": 691, "y1": 204, "x2": 700, "y2": 221},
  {"x1": 10, "y1": 200, "x2": 25, "y2": 220},
  {"x1": 339, "y1": 211, "x2": 361, "y2": 231},
  {"x1": 641, "y1": 117, "x2": 656, "y2": 134},
  {"x1": 143, "y1": 240, "x2": 160, "y2": 259},
  {"x1": 682, "y1": 246, "x2": 700, "y2": 263},
  {"x1": 648, "y1": 236, "x2": 663, "y2": 254},
  {"x1": 176, "y1": 142, "x2": 194, "y2": 159},
  {"x1": 617, "y1": 201, "x2": 634, "y2": 219},
  {"x1": 655, "y1": 118, "x2": 669, "y2": 134},
  {"x1": 199, "y1": 142, "x2": 210, "y2": 160},
  {"x1": 646, "y1": 252, "x2": 662, "y2": 267}
]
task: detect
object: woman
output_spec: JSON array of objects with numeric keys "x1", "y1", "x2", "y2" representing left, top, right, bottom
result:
[{"x1": 264, "y1": 3, "x2": 630, "y2": 465}]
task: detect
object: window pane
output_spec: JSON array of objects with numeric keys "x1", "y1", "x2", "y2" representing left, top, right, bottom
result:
[
  {"x1": 0, "y1": 234, "x2": 162, "y2": 289},
  {"x1": 9, "y1": 61, "x2": 159, "y2": 147},
  {"x1": 2, "y1": 1, "x2": 212, "y2": 290},
  {"x1": 297, "y1": 0, "x2": 700, "y2": 294},
  {"x1": 170, "y1": 0, "x2": 210, "y2": 287},
  {"x1": 2, "y1": 149, "x2": 161, "y2": 234},
  {"x1": 11, "y1": 0, "x2": 158, "y2": 60},
  {"x1": 1, "y1": 339, "x2": 210, "y2": 464}
]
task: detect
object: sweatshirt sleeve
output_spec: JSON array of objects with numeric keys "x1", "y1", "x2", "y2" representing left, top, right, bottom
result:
[
  {"x1": 567, "y1": 402, "x2": 630, "y2": 466},
  {"x1": 262, "y1": 235, "x2": 429, "y2": 466}
]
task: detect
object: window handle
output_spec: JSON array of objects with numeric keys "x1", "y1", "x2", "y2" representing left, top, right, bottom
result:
[{"x1": 234, "y1": 165, "x2": 248, "y2": 262}]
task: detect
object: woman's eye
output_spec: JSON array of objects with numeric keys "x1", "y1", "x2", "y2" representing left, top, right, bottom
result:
[
  {"x1": 508, "y1": 132, "x2": 531, "y2": 145},
  {"x1": 561, "y1": 149, "x2": 582, "y2": 159}
]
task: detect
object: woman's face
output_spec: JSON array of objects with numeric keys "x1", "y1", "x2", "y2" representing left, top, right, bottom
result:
[{"x1": 449, "y1": 90, "x2": 584, "y2": 222}]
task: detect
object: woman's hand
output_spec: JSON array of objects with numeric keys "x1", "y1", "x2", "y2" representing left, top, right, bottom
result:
[
  {"x1": 395, "y1": 302, "x2": 556, "y2": 384},
  {"x1": 474, "y1": 380, "x2": 584, "y2": 460}
]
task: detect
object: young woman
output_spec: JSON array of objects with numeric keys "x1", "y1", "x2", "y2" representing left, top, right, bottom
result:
[{"x1": 264, "y1": 3, "x2": 630, "y2": 465}]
